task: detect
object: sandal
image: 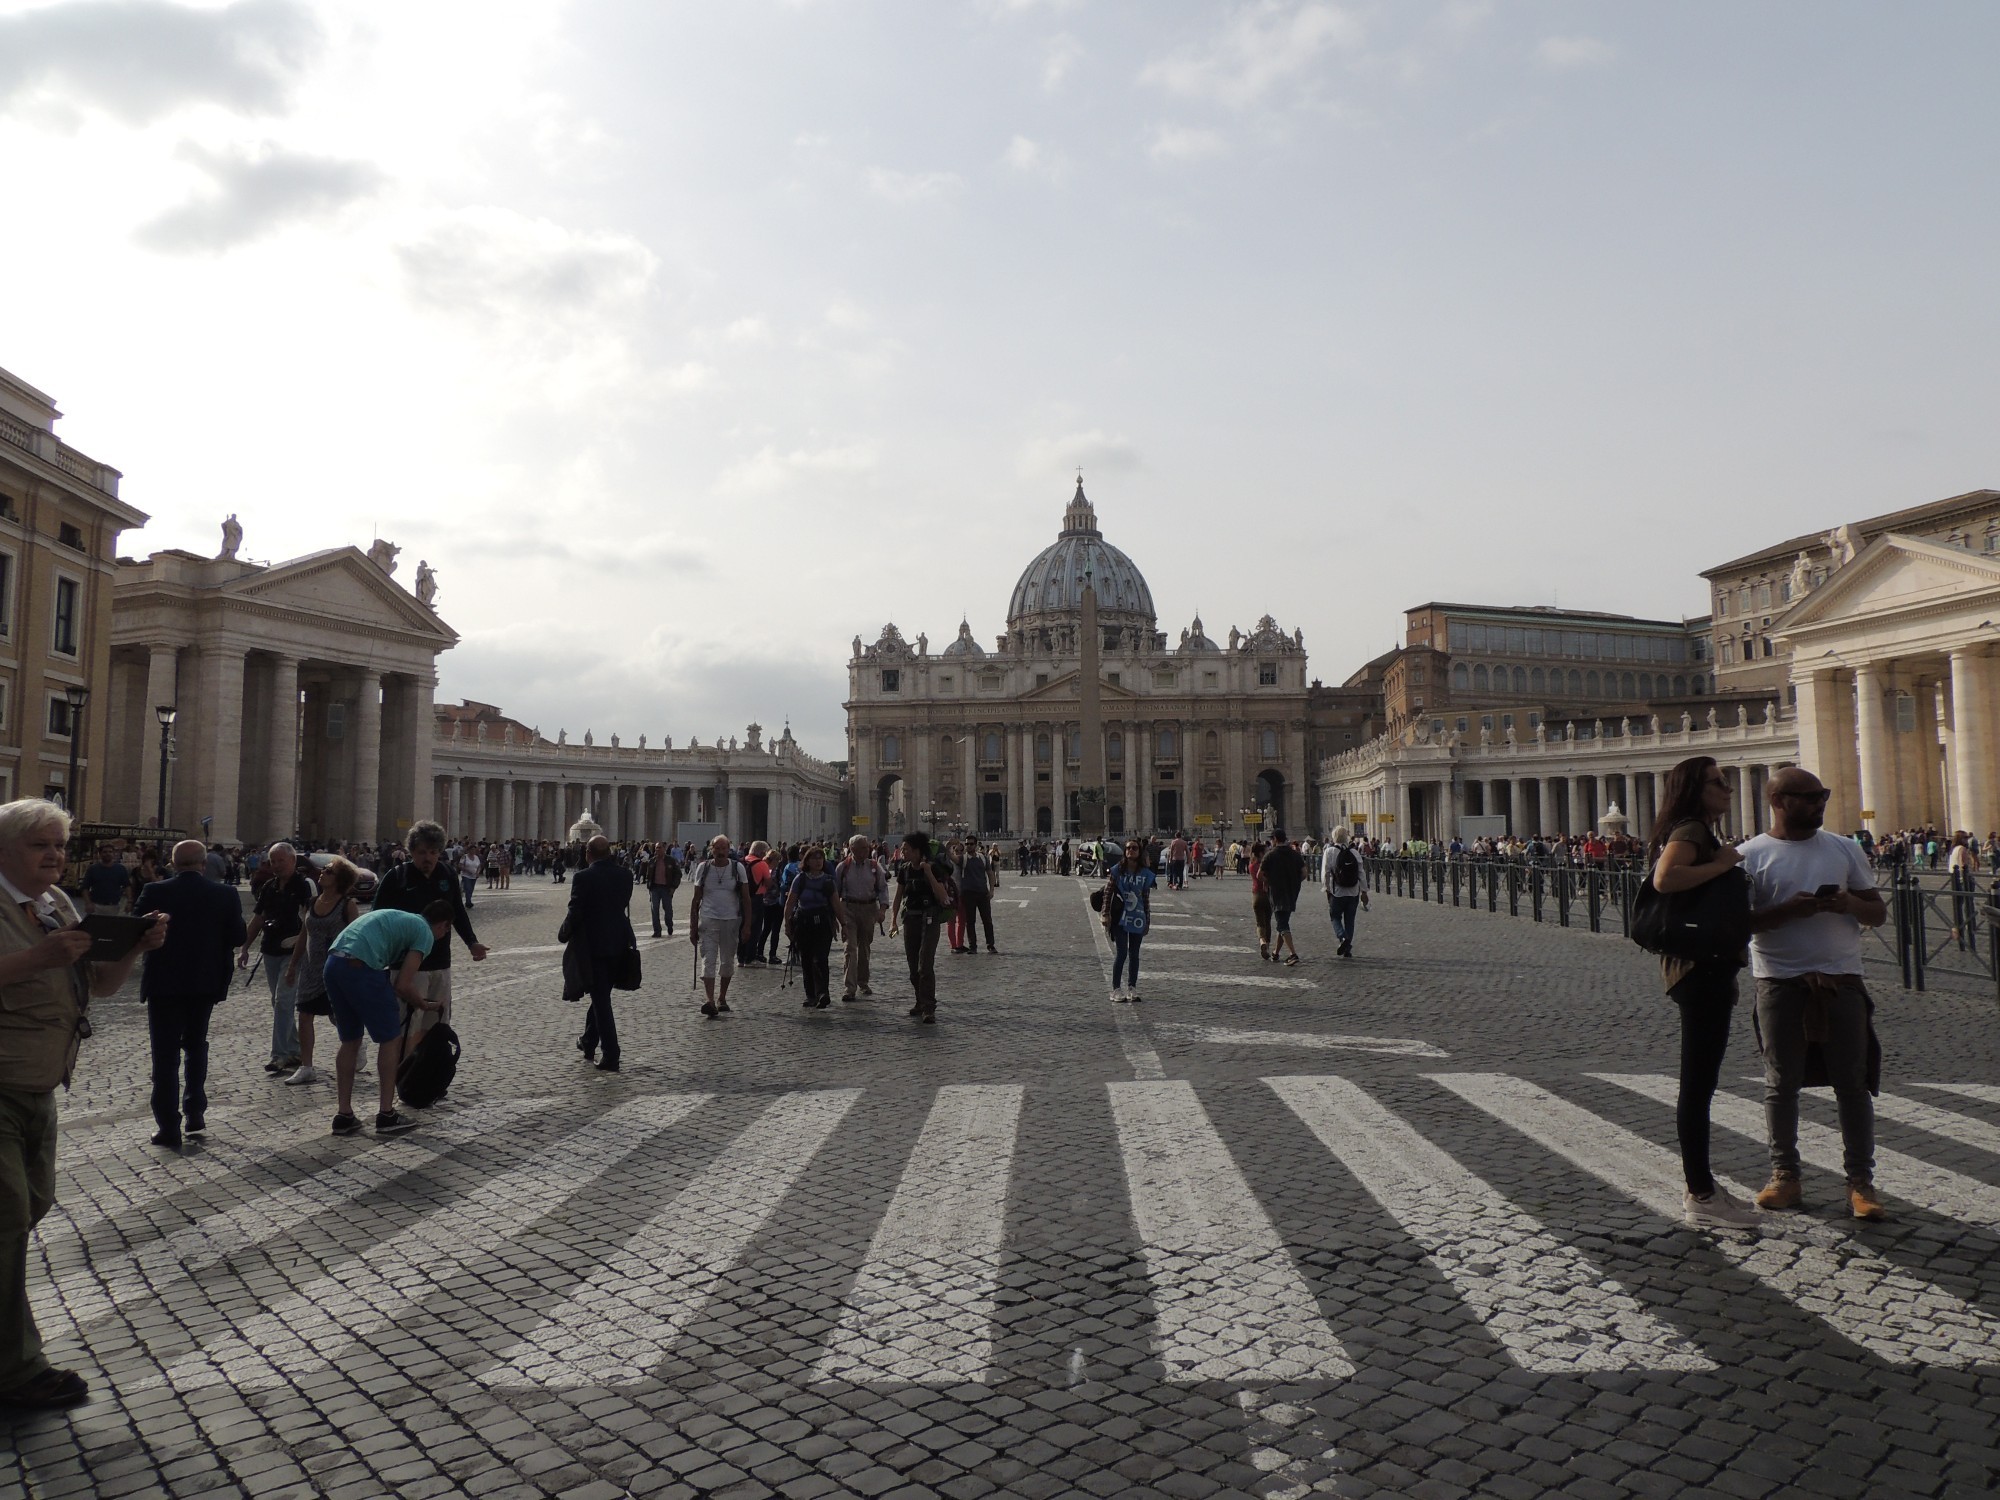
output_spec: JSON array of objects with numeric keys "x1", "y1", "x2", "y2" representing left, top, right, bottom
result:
[{"x1": 1284, "y1": 954, "x2": 1300, "y2": 967}]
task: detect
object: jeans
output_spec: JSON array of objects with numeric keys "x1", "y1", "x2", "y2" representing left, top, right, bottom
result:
[
  {"x1": 147, "y1": 996, "x2": 215, "y2": 1134},
  {"x1": 649, "y1": 885, "x2": 676, "y2": 936},
  {"x1": 461, "y1": 874, "x2": 477, "y2": 907},
  {"x1": 795, "y1": 909, "x2": 835, "y2": 1003},
  {"x1": 1667, "y1": 963, "x2": 1737, "y2": 1195},
  {"x1": 1327, "y1": 893, "x2": 1360, "y2": 949},
  {"x1": 0, "y1": 1086, "x2": 56, "y2": 1390},
  {"x1": 1755, "y1": 974, "x2": 1875, "y2": 1183},
  {"x1": 960, "y1": 891, "x2": 994, "y2": 950},
  {"x1": 1168, "y1": 860, "x2": 1185, "y2": 889},
  {"x1": 761, "y1": 904, "x2": 784, "y2": 963},
  {"x1": 902, "y1": 914, "x2": 941, "y2": 1017},
  {"x1": 263, "y1": 957, "x2": 299, "y2": 1063},
  {"x1": 579, "y1": 953, "x2": 620, "y2": 1064},
  {"x1": 1113, "y1": 926, "x2": 1145, "y2": 989}
]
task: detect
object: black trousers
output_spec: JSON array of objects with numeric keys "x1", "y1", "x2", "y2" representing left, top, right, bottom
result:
[
  {"x1": 579, "y1": 954, "x2": 620, "y2": 1063},
  {"x1": 903, "y1": 914, "x2": 941, "y2": 1017},
  {"x1": 1667, "y1": 962, "x2": 1738, "y2": 1196},
  {"x1": 148, "y1": 996, "x2": 216, "y2": 1133},
  {"x1": 795, "y1": 910, "x2": 835, "y2": 1002},
  {"x1": 960, "y1": 891, "x2": 994, "y2": 950}
]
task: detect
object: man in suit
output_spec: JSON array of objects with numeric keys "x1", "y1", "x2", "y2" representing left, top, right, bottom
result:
[
  {"x1": 133, "y1": 840, "x2": 247, "y2": 1148},
  {"x1": 569, "y1": 835, "x2": 635, "y2": 1071}
]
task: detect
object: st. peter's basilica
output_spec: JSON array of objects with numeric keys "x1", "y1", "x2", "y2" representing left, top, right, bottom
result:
[{"x1": 845, "y1": 481, "x2": 1312, "y2": 842}]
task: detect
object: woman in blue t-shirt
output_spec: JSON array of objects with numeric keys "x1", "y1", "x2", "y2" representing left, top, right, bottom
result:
[
  {"x1": 1102, "y1": 838, "x2": 1155, "y2": 1003},
  {"x1": 784, "y1": 845, "x2": 843, "y2": 1010}
]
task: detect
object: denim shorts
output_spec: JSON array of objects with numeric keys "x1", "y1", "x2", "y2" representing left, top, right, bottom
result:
[{"x1": 323, "y1": 958, "x2": 404, "y2": 1044}]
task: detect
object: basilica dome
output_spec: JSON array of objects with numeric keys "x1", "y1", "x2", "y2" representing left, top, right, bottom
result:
[{"x1": 1005, "y1": 480, "x2": 1157, "y2": 634}]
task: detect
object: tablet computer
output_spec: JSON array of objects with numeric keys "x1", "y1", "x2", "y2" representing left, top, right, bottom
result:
[{"x1": 76, "y1": 913, "x2": 158, "y2": 962}]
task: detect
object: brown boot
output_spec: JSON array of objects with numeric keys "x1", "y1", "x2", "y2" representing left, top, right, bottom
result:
[
  {"x1": 1755, "y1": 1171, "x2": 1803, "y2": 1211},
  {"x1": 1848, "y1": 1180, "x2": 1889, "y2": 1221}
]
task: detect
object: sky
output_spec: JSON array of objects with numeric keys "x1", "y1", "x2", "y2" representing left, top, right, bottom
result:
[{"x1": 4, "y1": 0, "x2": 1996, "y2": 758}]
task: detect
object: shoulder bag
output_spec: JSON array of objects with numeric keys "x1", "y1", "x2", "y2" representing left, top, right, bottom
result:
[{"x1": 1630, "y1": 866, "x2": 1751, "y2": 962}]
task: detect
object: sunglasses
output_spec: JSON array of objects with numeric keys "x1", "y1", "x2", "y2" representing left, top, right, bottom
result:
[{"x1": 1778, "y1": 789, "x2": 1832, "y2": 804}]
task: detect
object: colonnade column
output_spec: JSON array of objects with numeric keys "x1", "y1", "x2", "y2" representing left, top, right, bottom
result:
[
  {"x1": 1951, "y1": 648, "x2": 2000, "y2": 836},
  {"x1": 525, "y1": 781, "x2": 541, "y2": 842},
  {"x1": 188, "y1": 646, "x2": 246, "y2": 843},
  {"x1": 352, "y1": 670, "x2": 382, "y2": 844},
  {"x1": 137, "y1": 643, "x2": 181, "y2": 829},
  {"x1": 266, "y1": 656, "x2": 299, "y2": 841},
  {"x1": 410, "y1": 675, "x2": 436, "y2": 824},
  {"x1": 1854, "y1": 662, "x2": 1893, "y2": 834}
]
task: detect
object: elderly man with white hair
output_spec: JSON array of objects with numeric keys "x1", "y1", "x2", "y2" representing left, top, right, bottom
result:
[
  {"x1": 239, "y1": 841, "x2": 314, "y2": 1075},
  {"x1": 0, "y1": 798, "x2": 167, "y2": 1408}
]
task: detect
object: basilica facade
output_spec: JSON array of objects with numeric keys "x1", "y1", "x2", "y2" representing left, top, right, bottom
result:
[{"x1": 845, "y1": 482, "x2": 1312, "y2": 842}]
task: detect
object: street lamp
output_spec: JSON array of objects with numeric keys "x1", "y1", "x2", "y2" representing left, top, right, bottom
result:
[
  {"x1": 155, "y1": 704, "x2": 177, "y2": 829},
  {"x1": 63, "y1": 683, "x2": 89, "y2": 816}
]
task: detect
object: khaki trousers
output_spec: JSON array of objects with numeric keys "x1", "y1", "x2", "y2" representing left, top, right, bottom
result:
[
  {"x1": 842, "y1": 913, "x2": 878, "y2": 995},
  {"x1": 0, "y1": 1086, "x2": 57, "y2": 1390}
]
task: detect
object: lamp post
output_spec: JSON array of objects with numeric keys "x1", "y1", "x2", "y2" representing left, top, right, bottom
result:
[
  {"x1": 63, "y1": 683, "x2": 89, "y2": 817},
  {"x1": 155, "y1": 705, "x2": 178, "y2": 829}
]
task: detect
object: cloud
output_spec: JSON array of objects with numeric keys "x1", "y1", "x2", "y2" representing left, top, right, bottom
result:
[
  {"x1": 1001, "y1": 134, "x2": 1067, "y2": 181},
  {"x1": 1536, "y1": 35, "x2": 1616, "y2": 70},
  {"x1": 718, "y1": 441, "x2": 878, "y2": 495},
  {"x1": 866, "y1": 166, "x2": 965, "y2": 203},
  {"x1": 135, "y1": 142, "x2": 382, "y2": 253},
  {"x1": 1139, "y1": 2, "x2": 1362, "y2": 110},
  {"x1": 1016, "y1": 429, "x2": 1142, "y2": 480},
  {"x1": 397, "y1": 207, "x2": 657, "y2": 320},
  {"x1": 822, "y1": 299, "x2": 871, "y2": 332},
  {"x1": 664, "y1": 362, "x2": 716, "y2": 392},
  {"x1": 723, "y1": 316, "x2": 771, "y2": 343},
  {"x1": 1148, "y1": 123, "x2": 1227, "y2": 164},
  {"x1": 1042, "y1": 32, "x2": 1084, "y2": 91},
  {"x1": 0, "y1": 0, "x2": 320, "y2": 125}
]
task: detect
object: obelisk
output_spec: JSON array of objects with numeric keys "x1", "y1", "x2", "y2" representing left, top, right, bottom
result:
[{"x1": 1078, "y1": 571, "x2": 1107, "y2": 839}]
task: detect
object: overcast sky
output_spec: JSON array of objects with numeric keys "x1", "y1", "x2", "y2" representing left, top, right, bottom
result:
[{"x1": 5, "y1": 1, "x2": 1995, "y2": 755}]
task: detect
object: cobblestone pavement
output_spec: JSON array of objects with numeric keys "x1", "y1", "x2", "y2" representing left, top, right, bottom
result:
[{"x1": 6, "y1": 870, "x2": 2000, "y2": 1500}]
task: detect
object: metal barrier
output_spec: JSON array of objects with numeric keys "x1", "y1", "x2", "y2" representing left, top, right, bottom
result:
[{"x1": 1366, "y1": 856, "x2": 2000, "y2": 1006}]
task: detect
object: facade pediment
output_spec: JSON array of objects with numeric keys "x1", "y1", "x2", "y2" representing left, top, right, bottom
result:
[
  {"x1": 228, "y1": 549, "x2": 458, "y2": 643},
  {"x1": 1776, "y1": 532, "x2": 2000, "y2": 636}
]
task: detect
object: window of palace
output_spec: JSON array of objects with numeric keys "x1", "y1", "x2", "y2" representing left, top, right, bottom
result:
[
  {"x1": 980, "y1": 672, "x2": 1002, "y2": 692},
  {"x1": 1756, "y1": 583, "x2": 1772, "y2": 610},
  {"x1": 1068, "y1": 731, "x2": 1081, "y2": 760},
  {"x1": 1431, "y1": 719, "x2": 1444, "y2": 736},
  {"x1": 1157, "y1": 728, "x2": 1176, "y2": 757},
  {"x1": 1675, "y1": 675, "x2": 1690, "y2": 694},
  {"x1": 1206, "y1": 730, "x2": 1219, "y2": 760},
  {"x1": 880, "y1": 669, "x2": 900, "y2": 692},
  {"x1": 1410, "y1": 666, "x2": 1425, "y2": 685},
  {"x1": 1109, "y1": 733, "x2": 1123, "y2": 761},
  {"x1": 939, "y1": 674, "x2": 955, "y2": 692},
  {"x1": 1894, "y1": 694, "x2": 1917, "y2": 733},
  {"x1": 1203, "y1": 671, "x2": 1218, "y2": 688},
  {"x1": 1530, "y1": 667, "x2": 1545, "y2": 693},
  {"x1": 1717, "y1": 593, "x2": 1730, "y2": 617},
  {"x1": 1258, "y1": 662, "x2": 1277, "y2": 685},
  {"x1": 982, "y1": 732, "x2": 1002, "y2": 761},
  {"x1": 1452, "y1": 663, "x2": 1468, "y2": 689},
  {"x1": 1720, "y1": 639, "x2": 1734, "y2": 665},
  {"x1": 1527, "y1": 711, "x2": 1541, "y2": 729},
  {"x1": 1035, "y1": 734, "x2": 1051, "y2": 763},
  {"x1": 1035, "y1": 673, "x2": 1049, "y2": 689},
  {"x1": 1154, "y1": 669, "x2": 1174, "y2": 688},
  {"x1": 51, "y1": 576, "x2": 80, "y2": 658},
  {"x1": 1473, "y1": 665, "x2": 1489, "y2": 691},
  {"x1": 1501, "y1": 712, "x2": 1515, "y2": 730},
  {"x1": 1481, "y1": 715, "x2": 1494, "y2": 732},
  {"x1": 46, "y1": 695, "x2": 75, "y2": 739},
  {"x1": 882, "y1": 735, "x2": 901, "y2": 764},
  {"x1": 57, "y1": 522, "x2": 84, "y2": 551},
  {"x1": 1260, "y1": 729, "x2": 1277, "y2": 758},
  {"x1": 939, "y1": 735, "x2": 953, "y2": 759},
  {"x1": 0, "y1": 551, "x2": 12, "y2": 637},
  {"x1": 1107, "y1": 672, "x2": 1119, "y2": 687}
]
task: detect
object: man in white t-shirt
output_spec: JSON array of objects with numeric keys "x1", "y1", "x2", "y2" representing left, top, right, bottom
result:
[
  {"x1": 688, "y1": 835, "x2": 752, "y2": 1018},
  {"x1": 1739, "y1": 766, "x2": 1890, "y2": 1221}
]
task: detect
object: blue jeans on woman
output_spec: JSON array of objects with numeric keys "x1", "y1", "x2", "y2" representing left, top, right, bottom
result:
[{"x1": 1113, "y1": 926, "x2": 1144, "y2": 989}]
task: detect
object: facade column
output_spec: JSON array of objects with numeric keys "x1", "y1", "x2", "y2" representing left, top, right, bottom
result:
[
  {"x1": 1912, "y1": 674, "x2": 1947, "y2": 828},
  {"x1": 352, "y1": 670, "x2": 382, "y2": 844},
  {"x1": 1950, "y1": 648, "x2": 2000, "y2": 836},
  {"x1": 1854, "y1": 662, "x2": 1894, "y2": 834},
  {"x1": 266, "y1": 655, "x2": 300, "y2": 842},
  {"x1": 410, "y1": 674, "x2": 436, "y2": 824},
  {"x1": 526, "y1": 780, "x2": 541, "y2": 842},
  {"x1": 1049, "y1": 723, "x2": 1066, "y2": 836},
  {"x1": 137, "y1": 644, "x2": 181, "y2": 829},
  {"x1": 188, "y1": 646, "x2": 247, "y2": 843},
  {"x1": 463, "y1": 776, "x2": 482, "y2": 839}
]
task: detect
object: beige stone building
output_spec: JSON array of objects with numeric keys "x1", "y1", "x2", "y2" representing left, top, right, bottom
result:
[
  {"x1": 0, "y1": 367, "x2": 149, "y2": 815},
  {"x1": 104, "y1": 540, "x2": 455, "y2": 844},
  {"x1": 846, "y1": 482, "x2": 1313, "y2": 841}
]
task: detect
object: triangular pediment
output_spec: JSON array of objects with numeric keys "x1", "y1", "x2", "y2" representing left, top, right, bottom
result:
[
  {"x1": 1017, "y1": 669, "x2": 1141, "y2": 703},
  {"x1": 229, "y1": 548, "x2": 458, "y2": 643},
  {"x1": 1776, "y1": 532, "x2": 2000, "y2": 633}
]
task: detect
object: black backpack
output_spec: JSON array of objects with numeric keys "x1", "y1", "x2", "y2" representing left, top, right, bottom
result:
[
  {"x1": 1331, "y1": 846, "x2": 1361, "y2": 887},
  {"x1": 397, "y1": 1021, "x2": 460, "y2": 1109}
]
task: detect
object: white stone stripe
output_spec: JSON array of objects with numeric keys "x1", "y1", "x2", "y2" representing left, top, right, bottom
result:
[
  {"x1": 146, "y1": 1093, "x2": 708, "y2": 1392},
  {"x1": 487, "y1": 1089, "x2": 859, "y2": 1388},
  {"x1": 1160, "y1": 1024, "x2": 1445, "y2": 1058},
  {"x1": 1141, "y1": 970, "x2": 1315, "y2": 989},
  {"x1": 1916, "y1": 1081, "x2": 2000, "y2": 1107},
  {"x1": 1596, "y1": 1073, "x2": 2000, "y2": 1234},
  {"x1": 814, "y1": 1085, "x2": 1023, "y2": 1385},
  {"x1": 1266, "y1": 1075, "x2": 1711, "y2": 1372},
  {"x1": 1142, "y1": 943, "x2": 1245, "y2": 952},
  {"x1": 34, "y1": 1099, "x2": 543, "y2": 1332},
  {"x1": 1437, "y1": 1073, "x2": 2000, "y2": 1366},
  {"x1": 1107, "y1": 1079, "x2": 1352, "y2": 1382},
  {"x1": 1145, "y1": 923, "x2": 1219, "y2": 932},
  {"x1": 1872, "y1": 1092, "x2": 2000, "y2": 1160}
]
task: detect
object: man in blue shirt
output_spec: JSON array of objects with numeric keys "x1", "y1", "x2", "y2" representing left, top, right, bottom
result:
[
  {"x1": 80, "y1": 846, "x2": 130, "y2": 914},
  {"x1": 323, "y1": 902, "x2": 453, "y2": 1138}
]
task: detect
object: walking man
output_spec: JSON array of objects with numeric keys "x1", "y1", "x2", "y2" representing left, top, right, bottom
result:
[
  {"x1": 132, "y1": 841, "x2": 245, "y2": 1147},
  {"x1": 1167, "y1": 833, "x2": 1188, "y2": 892},
  {"x1": 1260, "y1": 830, "x2": 1307, "y2": 966},
  {"x1": 689, "y1": 834, "x2": 752, "y2": 1018},
  {"x1": 1741, "y1": 767, "x2": 1891, "y2": 1220},
  {"x1": 570, "y1": 836, "x2": 635, "y2": 1070},
  {"x1": 647, "y1": 840, "x2": 682, "y2": 938},
  {"x1": 322, "y1": 904, "x2": 453, "y2": 1136},
  {"x1": 836, "y1": 834, "x2": 885, "y2": 1000},
  {"x1": 956, "y1": 840, "x2": 998, "y2": 953},
  {"x1": 371, "y1": 821, "x2": 487, "y2": 1045},
  {"x1": 239, "y1": 842, "x2": 313, "y2": 1076},
  {"x1": 888, "y1": 831, "x2": 953, "y2": 1023},
  {"x1": 80, "y1": 845, "x2": 130, "y2": 916},
  {"x1": 1321, "y1": 826, "x2": 1369, "y2": 958}
]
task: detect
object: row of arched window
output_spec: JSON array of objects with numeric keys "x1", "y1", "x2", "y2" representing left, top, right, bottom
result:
[
  {"x1": 1450, "y1": 662, "x2": 1706, "y2": 700},
  {"x1": 880, "y1": 727, "x2": 1286, "y2": 767}
]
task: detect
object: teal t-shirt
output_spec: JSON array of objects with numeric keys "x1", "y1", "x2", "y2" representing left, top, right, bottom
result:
[{"x1": 329, "y1": 909, "x2": 435, "y2": 971}]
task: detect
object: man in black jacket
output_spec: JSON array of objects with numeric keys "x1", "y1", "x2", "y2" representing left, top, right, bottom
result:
[
  {"x1": 1260, "y1": 831, "x2": 1307, "y2": 967},
  {"x1": 370, "y1": 820, "x2": 485, "y2": 1040},
  {"x1": 569, "y1": 835, "x2": 635, "y2": 1070},
  {"x1": 134, "y1": 840, "x2": 247, "y2": 1147}
]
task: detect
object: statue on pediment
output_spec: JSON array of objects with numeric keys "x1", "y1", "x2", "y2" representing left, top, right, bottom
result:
[
  {"x1": 610, "y1": 733, "x2": 620, "y2": 748},
  {"x1": 367, "y1": 538, "x2": 399, "y2": 575},
  {"x1": 415, "y1": 559, "x2": 438, "y2": 608},
  {"x1": 853, "y1": 635, "x2": 863, "y2": 658},
  {"x1": 1228, "y1": 625, "x2": 1241, "y2": 650},
  {"x1": 219, "y1": 514, "x2": 242, "y2": 560},
  {"x1": 1822, "y1": 523, "x2": 1857, "y2": 568},
  {"x1": 557, "y1": 729, "x2": 567, "y2": 745},
  {"x1": 584, "y1": 729, "x2": 594, "y2": 746}
]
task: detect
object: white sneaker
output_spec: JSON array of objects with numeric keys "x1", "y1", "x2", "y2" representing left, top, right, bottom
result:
[
  {"x1": 1683, "y1": 1186, "x2": 1760, "y2": 1230},
  {"x1": 284, "y1": 1064, "x2": 321, "y2": 1086},
  {"x1": 1111, "y1": 986, "x2": 1129, "y2": 1004}
]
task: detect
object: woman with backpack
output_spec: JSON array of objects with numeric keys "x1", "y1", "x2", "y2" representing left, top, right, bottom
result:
[
  {"x1": 887, "y1": 832, "x2": 954, "y2": 1023},
  {"x1": 1320, "y1": 826, "x2": 1369, "y2": 959},
  {"x1": 1101, "y1": 838, "x2": 1155, "y2": 1002},
  {"x1": 784, "y1": 845, "x2": 844, "y2": 1010},
  {"x1": 1647, "y1": 754, "x2": 1759, "y2": 1230}
]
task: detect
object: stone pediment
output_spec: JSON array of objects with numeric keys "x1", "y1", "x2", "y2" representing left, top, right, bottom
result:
[
  {"x1": 230, "y1": 548, "x2": 458, "y2": 643},
  {"x1": 1776, "y1": 532, "x2": 2000, "y2": 633},
  {"x1": 1017, "y1": 670, "x2": 1142, "y2": 703}
]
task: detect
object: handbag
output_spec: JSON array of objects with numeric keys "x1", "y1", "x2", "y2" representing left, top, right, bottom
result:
[
  {"x1": 1630, "y1": 867, "x2": 1751, "y2": 962},
  {"x1": 613, "y1": 945, "x2": 642, "y2": 991}
]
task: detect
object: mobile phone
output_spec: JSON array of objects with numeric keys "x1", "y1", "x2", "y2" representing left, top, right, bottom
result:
[{"x1": 1814, "y1": 883, "x2": 1841, "y2": 899}]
